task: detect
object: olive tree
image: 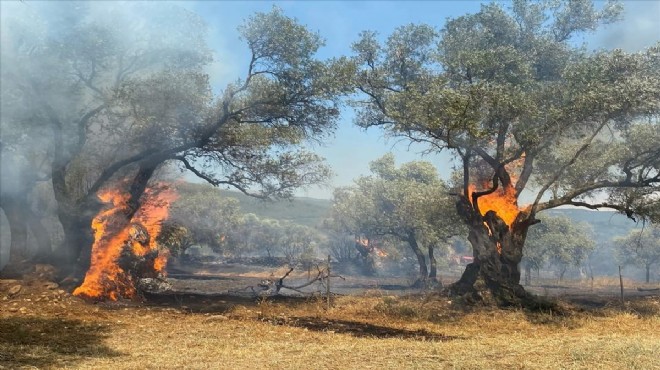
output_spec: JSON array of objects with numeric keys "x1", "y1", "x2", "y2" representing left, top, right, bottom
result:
[
  {"x1": 349, "y1": 0, "x2": 659, "y2": 305},
  {"x1": 2, "y1": 4, "x2": 347, "y2": 277},
  {"x1": 523, "y1": 215, "x2": 595, "y2": 284},
  {"x1": 162, "y1": 183, "x2": 241, "y2": 255},
  {"x1": 615, "y1": 225, "x2": 660, "y2": 283},
  {"x1": 327, "y1": 154, "x2": 464, "y2": 284}
]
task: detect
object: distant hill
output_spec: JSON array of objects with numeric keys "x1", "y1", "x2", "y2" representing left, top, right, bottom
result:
[
  {"x1": 216, "y1": 189, "x2": 332, "y2": 228},
  {"x1": 543, "y1": 208, "x2": 642, "y2": 244}
]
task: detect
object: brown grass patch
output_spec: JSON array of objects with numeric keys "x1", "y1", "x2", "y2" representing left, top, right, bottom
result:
[{"x1": 2, "y1": 278, "x2": 659, "y2": 369}]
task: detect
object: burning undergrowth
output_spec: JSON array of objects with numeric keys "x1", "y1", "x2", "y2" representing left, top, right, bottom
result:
[{"x1": 73, "y1": 184, "x2": 177, "y2": 301}]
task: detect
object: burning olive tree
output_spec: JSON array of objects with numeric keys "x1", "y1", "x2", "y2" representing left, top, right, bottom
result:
[
  {"x1": 2, "y1": 3, "x2": 347, "y2": 287},
  {"x1": 2, "y1": 2, "x2": 213, "y2": 274},
  {"x1": 349, "y1": 1, "x2": 660, "y2": 305},
  {"x1": 327, "y1": 154, "x2": 464, "y2": 284}
]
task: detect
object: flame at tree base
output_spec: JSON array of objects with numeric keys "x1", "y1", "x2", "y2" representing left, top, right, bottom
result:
[{"x1": 73, "y1": 185, "x2": 177, "y2": 301}]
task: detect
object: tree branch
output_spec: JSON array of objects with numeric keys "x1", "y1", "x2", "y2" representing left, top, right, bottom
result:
[{"x1": 531, "y1": 120, "x2": 608, "y2": 215}]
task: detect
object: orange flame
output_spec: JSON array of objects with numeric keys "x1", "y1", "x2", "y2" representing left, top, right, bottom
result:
[
  {"x1": 467, "y1": 158, "x2": 527, "y2": 254},
  {"x1": 73, "y1": 185, "x2": 177, "y2": 301},
  {"x1": 355, "y1": 237, "x2": 388, "y2": 257},
  {"x1": 356, "y1": 236, "x2": 369, "y2": 247},
  {"x1": 468, "y1": 182, "x2": 519, "y2": 228},
  {"x1": 373, "y1": 247, "x2": 389, "y2": 258}
]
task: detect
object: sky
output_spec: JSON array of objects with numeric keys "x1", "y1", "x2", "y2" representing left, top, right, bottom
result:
[{"x1": 178, "y1": 1, "x2": 659, "y2": 199}]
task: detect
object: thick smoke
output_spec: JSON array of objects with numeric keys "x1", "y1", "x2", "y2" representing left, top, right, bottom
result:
[
  {"x1": 591, "y1": 1, "x2": 660, "y2": 51},
  {"x1": 0, "y1": 1, "x2": 212, "y2": 268}
]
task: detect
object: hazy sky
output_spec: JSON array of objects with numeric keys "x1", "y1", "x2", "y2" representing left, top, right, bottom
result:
[{"x1": 177, "y1": 1, "x2": 659, "y2": 199}]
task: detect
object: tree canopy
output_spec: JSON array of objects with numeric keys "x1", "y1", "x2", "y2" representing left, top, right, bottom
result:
[
  {"x1": 351, "y1": 0, "x2": 658, "y2": 219},
  {"x1": 1, "y1": 3, "x2": 348, "y2": 274},
  {"x1": 327, "y1": 154, "x2": 464, "y2": 281},
  {"x1": 523, "y1": 214, "x2": 595, "y2": 283},
  {"x1": 349, "y1": 0, "x2": 659, "y2": 304},
  {"x1": 615, "y1": 225, "x2": 660, "y2": 283}
]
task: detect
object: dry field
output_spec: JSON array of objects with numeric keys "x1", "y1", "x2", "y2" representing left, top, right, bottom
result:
[{"x1": 1, "y1": 274, "x2": 659, "y2": 370}]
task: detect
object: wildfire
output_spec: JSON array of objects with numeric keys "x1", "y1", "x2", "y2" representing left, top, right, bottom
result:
[
  {"x1": 467, "y1": 182, "x2": 519, "y2": 228},
  {"x1": 467, "y1": 158, "x2": 528, "y2": 255},
  {"x1": 73, "y1": 185, "x2": 177, "y2": 301},
  {"x1": 355, "y1": 237, "x2": 388, "y2": 257}
]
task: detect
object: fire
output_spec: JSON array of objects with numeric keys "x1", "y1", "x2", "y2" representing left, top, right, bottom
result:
[
  {"x1": 467, "y1": 158, "x2": 527, "y2": 255},
  {"x1": 73, "y1": 185, "x2": 177, "y2": 301},
  {"x1": 355, "y1": 237, "x2": 388, "y2": 257},
  {"x1": 468, "y1": 182, "x2": 519, "y2": 228}
]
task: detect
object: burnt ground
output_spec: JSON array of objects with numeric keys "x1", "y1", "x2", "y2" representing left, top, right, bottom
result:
[
  {"x1": 155, "y1": 260, "x2": 659, "y2": 312},
  {"x1": 164, "y1": 260, "x2": 420, "y2": 296}
]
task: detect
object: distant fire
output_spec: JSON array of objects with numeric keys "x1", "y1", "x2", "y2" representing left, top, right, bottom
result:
[
  {"x1": 73, "y1": 185, "x2": 177, "y2": 301},
  {"x1": 355, "y1": 237, "x2": 388, "y2": 257}
]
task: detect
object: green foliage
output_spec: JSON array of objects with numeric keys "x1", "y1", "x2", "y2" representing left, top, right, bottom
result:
[
  {"x1": 162, "y1": 183, "x2": 241, "y2": 255},
  {"x1": 524, "y1": 215, "x2": 596, "y2": 273},
  {"x1": 615, "y1": 225, "x2": 660, "y2": 271},
  {"x1": 2, "y1": 4, "x2": 345, "y2": 227},
  {"x1": 216, "y1": 189, "x2": 331, "y2": 228},
  {"x1": 160, "y1": 183, "x2": 325, "y2": 261},
  {"x1": 327, "y1": 154, "x2": 464, "y2": 258},
  {"x1": 349, "y1": 0, "x2": 659, "y2": 223}
]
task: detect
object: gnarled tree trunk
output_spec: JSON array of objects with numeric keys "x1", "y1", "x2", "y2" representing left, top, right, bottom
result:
[
  {"x1": 55, "y1": 198, "x2": 102, "y2": 278},
  {"x1": 1, "y1": 195, "x2": 53, "y2": 275},
  {"x1": 451, "y1": 196, "x2": 537, "y2": 306},
  {"x1": 524, "y1": 263, "x2": 532, "y2": 286},
  {"x1": 26, "y1": 209, "x2": 52, "y2": 261}
]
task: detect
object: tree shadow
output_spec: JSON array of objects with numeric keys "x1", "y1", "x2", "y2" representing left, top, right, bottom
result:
[
  {"x1": 265, "y1": 316, "x2": 462, "y2": 341},
  {"x1": 0, "y1": 317, "x2": 121, "y2": 369}
]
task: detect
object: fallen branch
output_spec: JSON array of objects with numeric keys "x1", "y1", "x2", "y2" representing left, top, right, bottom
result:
[{"x1": 250, "y1": 264, "x2": 339, "y2": 298}]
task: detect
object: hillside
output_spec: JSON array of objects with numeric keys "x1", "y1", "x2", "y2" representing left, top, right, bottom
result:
[
  {"x1": 544, "y1": 208, "x2": 642, "y2": 245},
  {"x1": 216, "y1": 189, "x2": 332, "y2": 228}
]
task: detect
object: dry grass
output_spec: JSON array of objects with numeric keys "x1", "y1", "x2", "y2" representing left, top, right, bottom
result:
[{"x1": 1, "y1": 278, "x2": 659, "y2": 370}]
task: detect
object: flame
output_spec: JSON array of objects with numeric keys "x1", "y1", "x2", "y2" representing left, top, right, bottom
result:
[
  {"x1": 73, "y1": 185, "x2": 177, "y2": 301},
  {"x1": 468, "y1": 183, "x2": 517, "y2": 255},
  {"x1": 373, "y1": 247, "x2": 389, "y2": 258},
  {"x1": 355, "y1": 237, "x2": 388, "y2": 257},
  {"x1": 468, "y1": 182, "x2": 519, "y2": 228},
  {"x1": 467, "y1": 158, "x2": 527, "y2": 255}
]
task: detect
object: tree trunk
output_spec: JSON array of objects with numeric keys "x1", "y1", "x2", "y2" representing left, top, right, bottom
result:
[
  {"x1": 524, "y1": 263, "x2": 532, "y2": 286},
  {"x1": 558, "y1": 266, "x2": 567, "y2": 283},
  {"x1": 56, "y1": 162, "x2": 157, "y2": 279},
  {"x1": 451, "y1": 200, "x2": 537, "y2": 306},
  {"x1": 646, "y1": 264, "x2": 650, "y2": 284},
  {"x1": 26, "y1": 209, "x2": 52, "y2": 261},
  {"x1": 57, "y1": 207, "x2": 98, "y2": 278},
  {"x1": 1, "y1": 197, "x2": 29, "y2": 274},
  {"x1": 428, "y1": 245, "x2": 437, "y2": 279},
  {"x1": 407, "y1": 233, "x2": 428, "y2": 285}
]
